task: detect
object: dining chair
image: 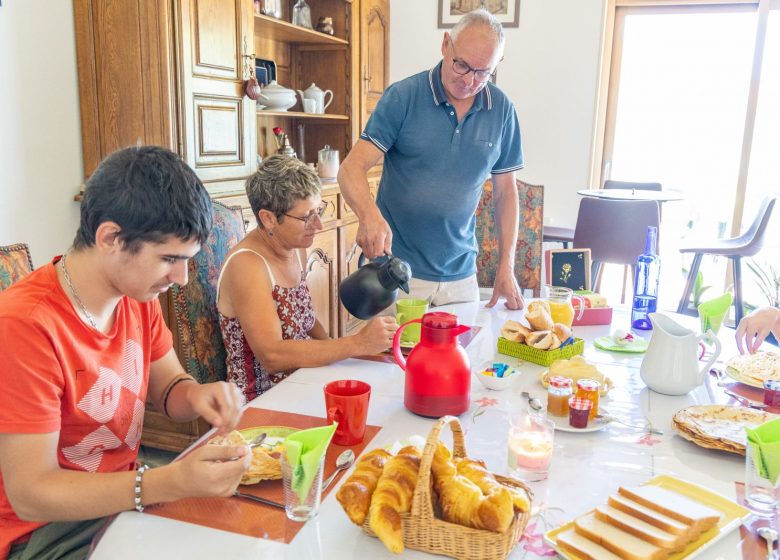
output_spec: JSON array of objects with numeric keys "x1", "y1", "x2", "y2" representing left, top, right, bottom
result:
[
  {"x1": 676, "y1": 195, "x2": 778, "y2": 326},
  {"x1": 572, "y1": 197, "x2": 661, "y2": 299},
  {"x1": 604, "y1": 180, "x2": 663, "y2": 302},
  {"x1": 476, "y1": 179, "x2": 543, "y2": 297},
  {"x1": 0, "y1": 243, "x2": 35, "y2": 291},
  {"x1": 171, "y1": 201, "x2": 246, "y2": 384}
]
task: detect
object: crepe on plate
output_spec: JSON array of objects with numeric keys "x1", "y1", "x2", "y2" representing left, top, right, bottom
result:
[
  {"x1": 671, "y1": 404, "x2": 776, "y2": 455},
  {"x1": 209, "y1": 430, "x2": 284, "y2": 483},
  {"x1": 726, "y1": 351, "x2": 780, "y2": 385}
]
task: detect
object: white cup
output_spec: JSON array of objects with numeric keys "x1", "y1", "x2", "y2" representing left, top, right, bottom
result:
[{"x1": 302, "y1": 99, "x2": 317, "y2": 114}]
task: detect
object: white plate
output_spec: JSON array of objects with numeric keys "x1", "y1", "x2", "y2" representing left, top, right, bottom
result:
[{"x1": 549, "y1": 412, "x2": 610, "y2": 433}]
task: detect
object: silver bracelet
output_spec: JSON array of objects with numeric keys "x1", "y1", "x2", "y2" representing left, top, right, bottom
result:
[{"x1": 134, "y1": 464, "x2": 149, "y2": 513}]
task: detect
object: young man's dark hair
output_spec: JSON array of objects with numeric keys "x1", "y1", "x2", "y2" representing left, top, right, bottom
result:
[{"x1": 73, "y1": 146, "x2": 213, "y2": 253}]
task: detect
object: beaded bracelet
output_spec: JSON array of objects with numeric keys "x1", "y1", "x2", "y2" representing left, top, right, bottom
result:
[
  {"x1": 162, "y1": 376, "x2": 196, "y2": 418},
  {"x1": 134, "y1": 464, "x2": 149, "y2": 513}
]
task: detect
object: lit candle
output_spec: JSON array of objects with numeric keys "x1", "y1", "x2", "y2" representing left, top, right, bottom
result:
[{"x1": 508, "y1": 429, "x2": 553, "y2": 471}]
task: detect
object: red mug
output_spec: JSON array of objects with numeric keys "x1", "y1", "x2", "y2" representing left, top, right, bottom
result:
[{"x1": 324, "y1": 380, "x2": 370, "y2": 445}]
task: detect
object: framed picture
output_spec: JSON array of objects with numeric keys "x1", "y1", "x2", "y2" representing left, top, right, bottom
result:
[
  {"x1": 544, "y1": 249, "x2": 592, "y2": 291},
  {"x1": 438, "y1": 0, "x2": 520, "y2": 29}
]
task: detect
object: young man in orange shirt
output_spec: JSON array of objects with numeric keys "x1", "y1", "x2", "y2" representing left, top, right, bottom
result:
[{"x1": 0, "y1": 146, "x2": 251, "y2": 559}]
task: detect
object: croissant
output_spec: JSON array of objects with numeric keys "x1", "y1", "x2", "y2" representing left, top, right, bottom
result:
[
  {"x1": 368, "y1": 445, "x2": 421, "y2": 554},
  {"x1": 431, "y1": 443, "x2": 514, "y2": 533},
  {"x1": 455, "y1": 457, "x2": 530, "y2": 513},
  {"x1": 336, "y1": 448, "x2": 392, "y2": 525},
  {"x1": 501, "y1": 319, "x2": 531, "y2": 343}
]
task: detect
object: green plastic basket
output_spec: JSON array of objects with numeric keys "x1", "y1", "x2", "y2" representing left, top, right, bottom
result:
[{"x1": 497, "y1": 337, "x2": 585, "y2": 366}]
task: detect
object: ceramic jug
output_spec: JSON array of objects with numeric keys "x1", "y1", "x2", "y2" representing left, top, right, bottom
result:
[
  {"x1": 392, "y1": 312, "x2": 471, "y2": 417},
  {"x1": 338, "y1": 253, "x2": 411, "y2": 320},
  {"x1": 639, "y1": 313, "x2": 721, "y2": 395},
  {"x1": 296, "y1": 83, "x2": 333, "y2": 114}
]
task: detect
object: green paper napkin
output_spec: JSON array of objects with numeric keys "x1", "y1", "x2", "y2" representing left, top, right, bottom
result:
[
  {"x1": 746, "y1": 417, "x2": 780, "y2": 485},
  {"x1": 284, "y1": 423, "x2": 337, "y2": 501},
  {"x1": 698, "y1": 293, "x2": 733, "y2": 335}
]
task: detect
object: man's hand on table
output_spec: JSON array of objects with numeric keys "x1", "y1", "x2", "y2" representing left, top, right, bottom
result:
[
  {"x1": 736, "y1": 307, "x2": 780, "y2": 354},
  {"x1": 486, "y1": 267, "x2": 525, "y2": 310}
]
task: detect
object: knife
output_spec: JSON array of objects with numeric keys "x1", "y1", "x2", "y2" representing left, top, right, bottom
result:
[{"x1": 233, "y1": 491, "x2": 285, "y2": 509}]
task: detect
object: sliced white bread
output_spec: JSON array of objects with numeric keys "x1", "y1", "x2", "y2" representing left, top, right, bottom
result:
[
  {"x1": 556, "y1": 527, "x2": 622, "y2": 560},
  {"x1": 617, "y1": 486, "x2": 721, "y2": 532},
  {"x1": 574, "y1": 512, "x2": 668, "y2": 560},
  {"x1": 607, "y1": 493, "x2": 694, "y2": 537},
  {"x1": 594, "y1": 504, "x2": 689, "y2": 551}
]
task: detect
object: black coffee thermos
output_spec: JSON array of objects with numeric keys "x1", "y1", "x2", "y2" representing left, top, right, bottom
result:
[{"x1": 338, "y1": 254, "x2": 411, "y2": 319}]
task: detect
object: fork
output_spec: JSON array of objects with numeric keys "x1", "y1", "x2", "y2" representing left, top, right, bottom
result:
[
  {"x1": 596, "y1": 412, "x2": 665, "y2": 435},
  {"x1": 723, "y1": 389, "x2": 767, "y2": 409}
]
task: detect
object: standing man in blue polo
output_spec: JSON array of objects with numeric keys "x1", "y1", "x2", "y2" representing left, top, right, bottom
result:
[{"x1": 339, "y1": 9, "x2": 524, "y2": 309}]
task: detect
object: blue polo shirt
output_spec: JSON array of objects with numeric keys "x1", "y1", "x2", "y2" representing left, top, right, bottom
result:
[{"x1": 360, "y1": 62, "x2": 524, "y2": 282}]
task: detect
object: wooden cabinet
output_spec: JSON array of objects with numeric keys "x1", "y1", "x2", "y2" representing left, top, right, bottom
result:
[
  {"x1": 306, "y1": 228, "x2": 339, "y2": 338},
  {"x1": 359, "y1": 0, "x2": 389, "y2": 133}
]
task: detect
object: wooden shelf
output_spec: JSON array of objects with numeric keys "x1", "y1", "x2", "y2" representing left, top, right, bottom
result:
[
  {"x1": 254, "y1": 14, "x2": 348, "y2": 45},
  {"x1": 257, "y1": 109, "x2": 349, "y2": 120}
]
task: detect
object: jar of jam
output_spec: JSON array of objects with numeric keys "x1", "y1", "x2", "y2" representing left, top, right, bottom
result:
[
  {"x1": 764, "y1": 379, "x2": 780, "y2": 407},
  {"x1": 568, "y1": 397, "x2": 593, "y2": 429},
  {"x1": 576, "y1": 378, "x2": 600, "y2": 420},
  {"x1": 547, "y1": 376, "x2": 573, "y2": 417}
]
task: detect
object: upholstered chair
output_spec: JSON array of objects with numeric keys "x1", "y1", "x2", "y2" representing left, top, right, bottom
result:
[
  {"x1": 171, "y1": 201, "x2": 246, "y2": 384},
  {"x1": 476, "y1": 179, "x2": 543, "y2": 298},
  {"x1": 0, "y1": 243, "x2": 35, "y2": 291}
]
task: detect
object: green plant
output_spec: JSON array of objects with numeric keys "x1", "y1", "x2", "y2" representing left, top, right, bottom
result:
[
  {"x1": 681, "y1": 268, "x2": 710, "y2": 307},
  {"x1": 747, "y1": 259, "x2": 780, "y2": 308}
]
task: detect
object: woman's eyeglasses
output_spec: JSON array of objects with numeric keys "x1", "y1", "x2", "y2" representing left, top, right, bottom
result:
[
  {"x1": 283, "y1": 201, "x2": 328, "y2": 228},
  {"x1": 450, "y1": 41, "x2": 496, "y2": 84}
]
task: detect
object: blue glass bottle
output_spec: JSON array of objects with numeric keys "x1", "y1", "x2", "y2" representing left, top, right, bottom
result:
[{"x1": 631, "y1": 226, "x2": 660, "y2": 330}]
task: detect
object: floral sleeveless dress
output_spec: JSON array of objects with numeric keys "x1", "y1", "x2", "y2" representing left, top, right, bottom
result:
[{"x1": 217, "y1": 249, "x2": 316, "y2": 401}]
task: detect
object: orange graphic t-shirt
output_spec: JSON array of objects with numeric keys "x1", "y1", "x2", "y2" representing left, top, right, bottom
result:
[{"x1": 0, "y1": 260, "x2": 172, "y2": 556}]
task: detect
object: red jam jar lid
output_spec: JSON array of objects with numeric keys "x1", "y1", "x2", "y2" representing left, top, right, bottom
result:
[
  {"x1": 576, "y1": 378, "x2": 601, "y2": 392},
  {"x1": 568, "y1": 397, "x2": 593, "y2": 410},
  {"x1": 549, "y1": 376, "x2": 573, "y2": 388}
]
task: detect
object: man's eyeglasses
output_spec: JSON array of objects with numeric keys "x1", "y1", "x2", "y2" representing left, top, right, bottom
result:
[
  {"x1": 283, "y1": 201, "x2": 328, "y2": 228},
  {"x1": 450, "y1": 41, "x2": 496, "y2": 84}
]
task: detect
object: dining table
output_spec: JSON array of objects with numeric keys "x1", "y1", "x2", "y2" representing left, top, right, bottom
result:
[
  {"x1": 577, "y1": 188, "x2": 685, "y2": 203},
  {"x1": 90, "y1": 301, "x2": 777, "y2": 560}
]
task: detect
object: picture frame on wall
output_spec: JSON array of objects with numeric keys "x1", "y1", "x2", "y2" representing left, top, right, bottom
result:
[
  {"x1": 544, "y1": 248, "x2": 592, "y2": 291},
  {"x1": 438, "y1": 1, "x2": 520, "y2": 29}
]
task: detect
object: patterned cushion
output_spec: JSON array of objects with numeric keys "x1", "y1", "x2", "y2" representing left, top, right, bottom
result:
[
  {"x1": 0, "y1": 243, "x2": 34, "y2": 291},
  {"x1": 475, "y1": 179, "x2": 543, "y2": 297},
  {"x1": 171, "y1": 202, "x2": 246, "y2": 384}
]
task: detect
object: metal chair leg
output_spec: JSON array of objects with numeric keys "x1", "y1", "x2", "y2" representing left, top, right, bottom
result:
[
  {"x1": 733, "y1": 257, "x2": 743, "y2": 326},
  {"x1": 677, "y1": 253, "x2": 703, "y2": 315}
]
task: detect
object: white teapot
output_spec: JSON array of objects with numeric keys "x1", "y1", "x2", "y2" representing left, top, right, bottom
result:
[
  {"x1": 259, "y1": 81, "x2": 297, "y2": 112},
  {"x1": 639, "y1": 313, "x2": 721, "y2": 395},
  {"x1": 296, "y1": 83, "x2": 333, "y2": 114}
]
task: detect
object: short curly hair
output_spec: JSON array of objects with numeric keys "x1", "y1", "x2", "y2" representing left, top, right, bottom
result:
[{"x1": 245, "y1": 155, "x2": 321, "y2": 228}]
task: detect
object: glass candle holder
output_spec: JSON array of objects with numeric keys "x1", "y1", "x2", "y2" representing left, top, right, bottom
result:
[{"x1": 508, "y1": 412, "x2": 555, "y2": 481}]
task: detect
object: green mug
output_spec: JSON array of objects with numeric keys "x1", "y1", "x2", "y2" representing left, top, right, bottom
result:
[{"x1": 396, "y1": 298, "x2": 429, "y2": 345}]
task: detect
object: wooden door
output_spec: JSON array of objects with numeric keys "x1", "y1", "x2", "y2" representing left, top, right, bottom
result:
[
  {"x1": 74, "y1": 0, "x2": 177, "y2": 179},
  {"x1": 306, "y1": 228, "x2": 339, "y2": 338},
  {"x1": 338, "y1": 221, "x2": 363, "y2": 336},
  {"x1": 359, "y1": 0, "x2": 389, "y2": 133},
  {"x1": 178, "y1": 0, "x2": 256, "y2": 185}
]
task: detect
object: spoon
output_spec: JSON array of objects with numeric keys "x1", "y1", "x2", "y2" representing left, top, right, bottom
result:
[
  {"x1": 596, "y1": 413, "x2": 665, "y2": 435},
  {"x1": 521, "y1": 391, "x2": 544, "y2": 412},
  {"x1": 758, "y1": 526, "x2": 778, "y2": 559},
  {"x1": 723, "y1": 389, "x2": 768, "y2": 409},
  {"x1": 321, "y1": 449, "x2": 356, "y2": 492},
  {"x1": 247, "y1": 432, "x2": 268, "y2": 449}
]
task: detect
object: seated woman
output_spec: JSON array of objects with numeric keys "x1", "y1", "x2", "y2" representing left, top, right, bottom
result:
[
  {"x1": 736, "y1": 306, "x2": 780, "y2": 354},
  {"x1": 217, "y1": 155, "x2": 398, "y2": 401}
]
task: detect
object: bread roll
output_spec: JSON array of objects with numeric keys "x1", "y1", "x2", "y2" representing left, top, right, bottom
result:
[
  {"x1": 553, "y1": 323, "x2": 572, "y2": 342},
  {"x1": 455, "y1": 457, "x2": 530, "y2": 513},
  {"x1": 431, "y1": 443, "x2": 514, "y2": 534},
  {"x1": 548, "y1": 333, "x2": 562, "y2": 350},
  {"x1": 500, "y1": 320, "x2": 531, "y2": 343},
  {"x1": 336, "y1": 448, "x2": 392, "y2": 525},
  {"x1": 526, "y1": 330, "x2": 553, "y2": 350},
  {"x1": 574, "y1": 513, "x2": 668, "y2": 560},
  {"x1": 369, "y1": 445, "x2": 421, "y2": 553},
  {"x1": 525, "y1": 301, "x2": 554, "y2": 331}
]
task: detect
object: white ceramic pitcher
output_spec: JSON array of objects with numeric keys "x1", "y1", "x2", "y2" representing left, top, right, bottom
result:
[
  {"x1": 639, "y1": 313, "x2": 721, "y2": 395},
  {"x1": 296, "y1": 83, "x2": 333, "y2": 114}
]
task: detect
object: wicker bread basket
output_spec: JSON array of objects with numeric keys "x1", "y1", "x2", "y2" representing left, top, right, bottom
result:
[{"x1": 361, "y1": 416, "x2": 532, "y2": 560}]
